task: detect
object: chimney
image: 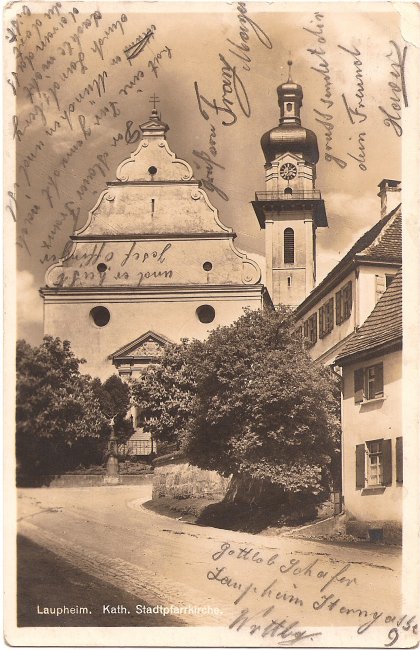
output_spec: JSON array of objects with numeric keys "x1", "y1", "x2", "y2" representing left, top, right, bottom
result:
[{"x1": 377, "y1": 179, "x2": 401, "y2": 217}]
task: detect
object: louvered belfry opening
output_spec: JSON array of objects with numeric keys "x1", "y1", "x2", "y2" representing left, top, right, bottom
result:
[{"x1": 284, "y1": 227, "x2": 295, "y2": 264}]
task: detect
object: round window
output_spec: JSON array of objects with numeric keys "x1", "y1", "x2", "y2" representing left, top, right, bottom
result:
[
  {"x1": 90, "y1": 306, "x2": 110, "y2": 327},
  {"x1": 203, "y1": 262, "x2": 213, "y2": 272},
  {"x1": 196, "y1": 305, "x2": 215, "y2": 324},
  {"x1": 148, "y1": 166, "x2": 158, "y2": 176}
]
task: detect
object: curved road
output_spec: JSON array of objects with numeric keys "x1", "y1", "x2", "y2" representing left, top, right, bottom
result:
[{"x1": 14, "y1": 482, "x2": 412, "y2": 647}]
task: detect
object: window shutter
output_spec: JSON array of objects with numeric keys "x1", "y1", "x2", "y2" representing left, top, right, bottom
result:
[
  {"x1": 396, "y1": 437, "x2": 403, "y2": 483},
  {"x1": 346, "y1": 281, "x2": 353, "y2": 316},
  {"x1": 356, "y1": 444, "x2": 365, "y2": 489},
  {"x1": 375, "y1": 275, "x2": 386, "y2": 303},
  {"x1": 354, "y1": 368, "x2": 364, "y2": 403},
  {"x1": 327, "y1": 298, "x2": 334, "y2": 332},
  {"x1": 382, "y1": 438, "x2": 392, "y2": 486},
  {"x1": 319, "y1": 307, "x2": 324, "y2": 338},
  {"x1": 374, "y1": 363, "x2": 384, "y2": 397},
  {"x1": 336, "y1": 290, "x2": 342, "y2": 325}
]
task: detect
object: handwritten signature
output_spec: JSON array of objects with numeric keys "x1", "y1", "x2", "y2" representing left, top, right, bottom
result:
[
  {"x1": 378, "y1": 40, "x2": 408, "y2": 137},
  {"x1": 194, "y1": 2, "x2": 272, "y2": 127},
  {"x1": 229, "y1": 605, "x2": 322, "y2": 645}
]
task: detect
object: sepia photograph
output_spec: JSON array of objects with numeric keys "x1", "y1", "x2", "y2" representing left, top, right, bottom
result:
[{"x1": 3, "y1": 0, "x2": 420, "y2": 646}]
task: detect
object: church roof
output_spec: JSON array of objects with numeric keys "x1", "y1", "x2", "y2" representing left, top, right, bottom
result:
[
  {"x1": 261, "y1": 65, "x2": 319, "y2": 165},
  {"x1": 294, "y1": 204, "x2": 402, "y2": 318},
  {"x1": 260, "y1": 125, "x2": 319, "y2": 165},
  {"x1": 335, "y1": 269, "x2": 402, "y2": 365}
]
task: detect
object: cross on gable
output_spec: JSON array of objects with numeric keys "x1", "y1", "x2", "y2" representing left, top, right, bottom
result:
[{"x1": 149, "y1": 93, "x2": 160, "y2": 110}]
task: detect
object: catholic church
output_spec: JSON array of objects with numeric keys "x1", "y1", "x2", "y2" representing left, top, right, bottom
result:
[
  {"x1": 41, "y1": 65, "x2": 403, "y2": 537},
  {"x1": 41, "y1": 63, "x2": 326, "y2": 379}
]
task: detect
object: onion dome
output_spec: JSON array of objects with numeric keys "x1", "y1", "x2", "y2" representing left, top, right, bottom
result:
[{"x1": 261, "y1": 61, "x2": 319, "y2": 165}]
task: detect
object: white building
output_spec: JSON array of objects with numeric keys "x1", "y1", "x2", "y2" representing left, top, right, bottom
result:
[
  {"x1": 294, "y1": 183, "x2": 401, "y2": 366},
  {"x1": 335, "y1": 271, "x2": 402, "y2": 542}
]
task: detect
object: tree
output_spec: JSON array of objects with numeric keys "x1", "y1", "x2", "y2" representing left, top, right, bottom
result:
[
  {"x1": 91, "y1": 374, "x2": 134, "y2": 444},
  {"x1": 130, "y1": 340, "x2": 199, "y2": 452},
  {"x1": 132, "y1": 308, "x2": 341, "y2": 510},
  {"x1": 16, "y1": 337, "x2": 109, "y2": 485}
]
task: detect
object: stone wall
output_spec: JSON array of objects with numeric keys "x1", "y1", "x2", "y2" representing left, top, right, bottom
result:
[
  {"x1": 45, "y1": 474, "x2": 153, "y2": 488},
  {"x1": 346, "y1": 519, "x2": 402, "y2": 545},
  {"x1": 152, "y1": 456, "x2": 230, "y2": 500}
]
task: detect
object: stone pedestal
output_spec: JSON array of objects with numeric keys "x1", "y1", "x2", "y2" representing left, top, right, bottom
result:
[{"x1": 103, "y1": 475, "x2": 121, "y2": 485}]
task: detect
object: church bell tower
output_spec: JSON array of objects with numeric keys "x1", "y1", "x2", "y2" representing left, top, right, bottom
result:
[{"x1": 252, "y1": 62, "x2": 328, "y2": 308}]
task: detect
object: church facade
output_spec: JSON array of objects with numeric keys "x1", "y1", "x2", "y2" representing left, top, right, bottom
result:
[{"x1": 41, "y1": 109, "x2": 268, "y2": 381}]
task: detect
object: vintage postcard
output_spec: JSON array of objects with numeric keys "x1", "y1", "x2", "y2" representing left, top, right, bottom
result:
[{"x1": 4, "y1": 0, "x2": 420, "y2": 646}]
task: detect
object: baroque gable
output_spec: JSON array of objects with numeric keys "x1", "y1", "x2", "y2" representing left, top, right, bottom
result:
[{"x1": 43, "y1": 109, "x2": 261, "y2": 291}]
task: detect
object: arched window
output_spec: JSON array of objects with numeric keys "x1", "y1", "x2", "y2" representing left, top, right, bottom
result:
[{"x1": 284, "y1": 228, "x2": 295, "y2": 264}]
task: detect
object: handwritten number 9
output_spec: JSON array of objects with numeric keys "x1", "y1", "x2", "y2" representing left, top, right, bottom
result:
[{"x1": 385, "y1": 628, "x2": 399, "y2": 647}]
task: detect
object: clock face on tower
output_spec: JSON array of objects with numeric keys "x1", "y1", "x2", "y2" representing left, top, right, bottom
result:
[{"x1": 280, "y1": 163, "x2": 297, "y2": 180}]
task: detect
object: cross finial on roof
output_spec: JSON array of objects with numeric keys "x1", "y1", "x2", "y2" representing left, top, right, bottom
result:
[{"x1": 149, "y1": 93, "x2": 160, "y2": 110}]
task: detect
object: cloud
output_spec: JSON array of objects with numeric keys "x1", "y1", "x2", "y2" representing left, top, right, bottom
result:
[
  {"x1": 17, "y1": 270, "x2": 43, "y2": 329},
  {"x1": 316, "y1": 190, "x2": 380, "y2": 282}
]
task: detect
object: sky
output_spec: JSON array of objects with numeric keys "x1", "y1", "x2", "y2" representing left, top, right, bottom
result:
[{"x1": 5, "y1": 1, "x2": 410, "y2": 344}]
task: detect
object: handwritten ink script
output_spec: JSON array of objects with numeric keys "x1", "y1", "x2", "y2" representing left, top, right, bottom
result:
[
  {"x1": 192, "y1": 2, "x2": 272, "y2": 201},
  {"x1": 5, "y1": 2, "x2": 174, "y2": 269},
  {"x1": 48, "y1": 241, "x2": 173, "y2": 288},
  {"x1": 378, "y1": 40, "x2": 408, "y2": 137},
  {"x1": 304, "y1": 12, "x2": 345, "y2": 169},
  {"x1": 124, "y1": 25, "x2": 156, "y2": 64},
  {"x1": 338, "y1": 44, "x2": 367, "y2": 171},
  {"x1": 193, "y1": 126, "x2": 228, "y2": 201},
  {"x1": 304, "y1": 11, "x2": 409, "y2": 170},
  {"x1": 5, "y1": 3, "x2": 411, "y2": 323},
  {"x1": 208, "y1": 541, "x2": 417, "y2": 647},
  {"x1": 229, "y1": 605, "x2": 322, "y2": 645},
  {"x1": 194, "y1": 2, "x2": 272, "y2": 127}
]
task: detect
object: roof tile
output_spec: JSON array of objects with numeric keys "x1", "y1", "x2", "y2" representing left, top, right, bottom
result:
[
  {"x1": 325, "y1": 204, "x2": 402, "y2": 282},
  {"x1": 360, "y1": 208, "x2": 402, "y2": 261}
]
